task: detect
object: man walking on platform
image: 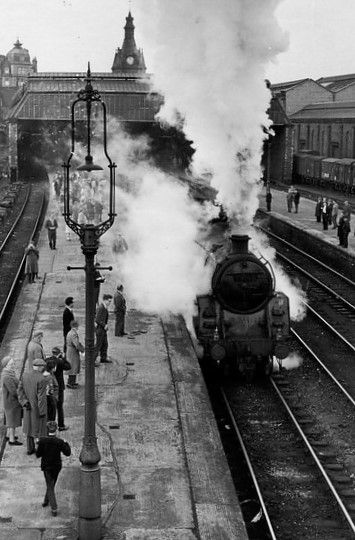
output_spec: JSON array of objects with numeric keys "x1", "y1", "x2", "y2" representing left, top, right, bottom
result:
[
  {"x1": 114, "y1": 284, "x2": 127, "y2": 336},
  {"x1": 18, "y1": 358, "x2": 47, "y2": 455},
  {"x1": 95, "y1": 294, "x2": 113, "y2": 364},
  {"x1": 36, "y1": 421, "x2": 71, "y2": 516},
  {"x1": 45, "y1": 214, "x2": 58, "y2": 250},
  {"x1": 46, "y1": 347, "x2": 71, "y2": 431},
  {"x1": 62, "y1": 297, "x2": 74, "y2": 353}
]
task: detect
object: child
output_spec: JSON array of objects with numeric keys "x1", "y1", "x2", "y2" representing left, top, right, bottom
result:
[{"x1": 43, "y1": 360, "x2": 59, "y2": 422}]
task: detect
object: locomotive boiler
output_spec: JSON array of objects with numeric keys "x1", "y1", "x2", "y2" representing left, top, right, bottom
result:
[{"x1": 193, "y1": 234, "x2": 290, "y2": 379}]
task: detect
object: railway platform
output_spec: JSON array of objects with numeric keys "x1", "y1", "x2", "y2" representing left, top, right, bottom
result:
[
  {"x1": 0, "y1": 201, "x2": 248, "y2": 539},
  {"x1": 258, "y1": 186, "x2": 355, "y2": 259}
]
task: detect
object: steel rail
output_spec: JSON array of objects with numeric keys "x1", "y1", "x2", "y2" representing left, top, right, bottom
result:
[
  {"x1": 0, "y1": 190, "x2": 46, "y2": 323},
  {"x1": 291, "y1": 327, "x2": 355, "y2": 407},
  {"x1": 270, "y1": 377, "x2": 355, "y2": 536},
  {"x1": 0, "y1": 185, "x2": 31, "y2": 253},
  {"x1": 220, "y1": 388, "x2": 277, "y2": 540}
]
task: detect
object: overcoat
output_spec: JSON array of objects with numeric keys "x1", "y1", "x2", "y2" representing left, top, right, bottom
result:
[
  {"x1": 17, "y1": 370, "x2": 47, "y2": 438},
  {"x1": 62, "y1": 307, "x2": 74, "y2": 338},
  {"x1": 24, "y1": 245, "x2": 39, "y2": 274},
  {"x1": 66, "y1": 328, "x2": 84, "y2": 375},
  {"x1": 26, "y1": 340, "x2": 45, "y2": 370},
  {"x1": 1, "y1": 370, "x2": 22, "y2": 428}
]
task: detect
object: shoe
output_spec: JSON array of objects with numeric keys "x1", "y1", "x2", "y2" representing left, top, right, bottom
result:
[
  {"x1": 9, "y1": 440, "x2": 23, "y2": 446},
  {"x1": 59, "y1": 426, "x2": 69, "y2": 431},
  {"x1": 101, "y1": 360, "x2": 112, "y2": 363},
  {"x1": 42, "y1": 501, "x2": 49, "y2": 508},
  {"x1": 27, "y1": 450, "x2": 35, "y2": 455},
  {"x1": 51, "y1": 510, "x2": 57, "y2": 517},
  {"x1": 66, "y1": 384, "x2": 76, "y2": 389}
]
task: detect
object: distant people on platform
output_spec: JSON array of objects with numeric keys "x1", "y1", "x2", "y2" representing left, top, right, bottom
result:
[
  {"x1": 286, "y1": 186, "x2": 296, "y2": 212},
  {"x1": 18, "y1": 357, "x2": 47, "y2": 455},
  {"x1": 95, "y1": 294, "x2": 113, "y2": 364},
  {"x1": 27, "y1": 331, "x2": 46, "y2": 370},
  {"x1": 321, "y1": 197, "x2": 329, "y2": 231},
  {"x1": 36, "y1": 420, "x2": 71, "y2": 517},
  {"x1": 327, "y1": 199, "x2": 333, "y2": 226},
  {"x1": 315, "y1": 196, "x2": 322, "y2": 223},
  {"x1": 112, "y1": 233, "x2": 128, "y2": 254},
  {"x1": 1, "y1": 356, "x2": 23, "y2": 446},
  {"x1": 294, "y1": 190, "x2": 300, "y2": 213},
  {"x1": 343, "y1": 200, "x2": 352, "y2": 221},
  {"x1": 66, "y1": 320, "x2": 85, "y2": 389},
  {"x1": 94, "y1": 263, "x2": 105, "y2": 307},
  {"x1": 45, "y1": 214, "x2": 58, "y2": 250},
  {"x1": 266, "y1": 191, "x2": 272, "y2": 212},
  {"x1": 114, "y1": 284, "x2": 127, "y2": 337},
  {"x1": 332, "y1": 201, "x2": 339, "y2": 229},
  {"x1": 62, "y1": 297, "x2": 74, "y2": 354},
  {"x1": 338, "y1": 213, "x2": 351, "y2": 248},
  {"x1": 25, "y1": 240, "x2": 39, "y2": 284},
  {"x1": 46, "y1": 347, "x2": 70, "y2": 431}
]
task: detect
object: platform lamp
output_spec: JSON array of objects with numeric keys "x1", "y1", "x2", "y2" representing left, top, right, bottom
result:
[{"x1": 62, "y1": 63, "x2": 116, "y2": 540}]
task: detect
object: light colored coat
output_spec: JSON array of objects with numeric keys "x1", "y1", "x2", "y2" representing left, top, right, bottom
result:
[
  {"x1": 17, "y1": 370, "x2": 47, "y2": 438},
  {"x1": 1, "y1": 369, "x2": 22, "y2": 428},
  {"x1": 26, "y1": 339, "x2": 45, "y2": 371},
  {"x1": 24, "y1": 245, "x2": 39, "y2": 275},
  {"x1": 66, "y1": 328, "x2": 84, "y2": 375}
]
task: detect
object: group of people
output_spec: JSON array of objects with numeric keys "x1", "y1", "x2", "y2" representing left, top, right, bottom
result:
[
  {"x1": 286, "y1": 185, "x2": 301, "y2": 213},
  {"x1": 315, "y1": 197, "x2": 352, "y2": 248}
]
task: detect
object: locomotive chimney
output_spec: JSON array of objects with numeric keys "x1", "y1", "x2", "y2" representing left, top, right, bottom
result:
[{"x1": 230, "y1": 234, "x2": 250, "y2": 253}]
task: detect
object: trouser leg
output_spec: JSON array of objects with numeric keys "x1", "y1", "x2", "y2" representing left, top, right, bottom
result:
[
  {"x1": 96, "y1": 328, "x2": 106, "y2": 360},
  {"x1": 44, "y1": 469, "x2": 60, "y2": 510},
  {"x1": 27, "y1": 436, "x2": 35, "y2": 453},
  {"x1": 57, "y1": 390, "x2": 64, "y2": 428}
]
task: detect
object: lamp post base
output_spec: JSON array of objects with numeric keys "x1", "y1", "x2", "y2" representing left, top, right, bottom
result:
[{"x1": 78, "y1": 465, "x2": 101, "y2": 540}]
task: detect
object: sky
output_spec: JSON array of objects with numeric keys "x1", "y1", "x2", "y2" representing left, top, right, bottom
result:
[{"x1": 0, "y1": 0, "x2": 354, "y2": 83}]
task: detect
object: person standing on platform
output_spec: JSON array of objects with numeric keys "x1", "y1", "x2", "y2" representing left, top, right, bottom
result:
[
  {"x1": 286, "y1": 186, "x2": 295, "y2": 212},
  {"x1": 62, "y1": 297, "x2": 74, "y2": 354},
  {"x1": 17, "y1": 358, "x2": 47, "y2": 455},
  {"x1": 94, "y1": 263, "x2": 105, "y2": 307},
  {"x1": 294, "y1": 190, "x2": 300, "y2": 213},
  {"x1": 1, "y1": 356, "x2": 23, "y2": 446},
  {"x1": 327, "y1": 199, "x2": 334, "y2": 226},
  {"x1": 321, "y1": 197, "x2": 329, "y2": 230},
  {"x1": 43, "y1": 359, "x2": 59, "y2": 422},
  {"x1": 114, "y1": 284, "x2": 127, "y2": 337},
  {"x1": 66, "y1": 320, "x2": 84, "y2": 389},
  {"x1": 26, "y1": 331, "x2": 46, "y2": 371},
  {"x1": 45, "y1": 214, "x2": 58, "y2": 250},
  {"x1": 315, "y1": 196, "x2": 322, "y2": 223},
  {"x1": 266, "y1": 191, "x2": 272, "y2": 211},
  {"x1": 25, "y1": 241, "x2": 39, "y2": 284},
  {"x1": 332, "y1": 201, "x2": 339, "y2": 229},
  {"x1": 95, "y1": 294, "x2": 113, "y2": 364},
  {"x1": 46, "y1": 347, "x2": 71, "y2": 431},
  {"x1": 338, "y1": 213, "x2": 351, "y2": 248},
  {"x1": 36, "y1": 420, "x2": 71, "y2": 517},
  {"x1": 343, "y1": 200, "x2": 352, "y2": 222}
]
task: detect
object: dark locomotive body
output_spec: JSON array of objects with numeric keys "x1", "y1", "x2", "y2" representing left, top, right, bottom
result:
[{"x1": 193, "y1": 235, "x2": 290, "y2": 379}]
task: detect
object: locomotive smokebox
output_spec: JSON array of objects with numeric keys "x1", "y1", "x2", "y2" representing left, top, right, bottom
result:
[{"x1": 230, "y1": 234, "x2": 250, "y2": 254}]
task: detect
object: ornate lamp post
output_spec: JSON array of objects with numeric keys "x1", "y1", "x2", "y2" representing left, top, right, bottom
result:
[{"x1": 62, "y1": 64, "x2": 116, "y2": 540}]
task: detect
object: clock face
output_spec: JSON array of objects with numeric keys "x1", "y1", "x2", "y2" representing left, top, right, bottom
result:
[{"x1": 126, "y1": 56, "x2": 134, "y2": 65}]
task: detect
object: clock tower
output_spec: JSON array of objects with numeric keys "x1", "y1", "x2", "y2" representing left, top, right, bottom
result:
[{"x1": 111, "y1": 11, "x2": 146, "y2": 74}]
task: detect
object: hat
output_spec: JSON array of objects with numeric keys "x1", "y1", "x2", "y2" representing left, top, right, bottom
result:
[
  {"x1": 52, "y1": 347, "x2": 61, "y2": 355},
  {"x1": 47, "y1": 421, "x2": 58, "y2": 434},
  {"x1": 33, "y1": 331, "x2": 43, "y2": 338},
  {"x1": 33, "y1": 358, "x2": 46, "y2": 367}
]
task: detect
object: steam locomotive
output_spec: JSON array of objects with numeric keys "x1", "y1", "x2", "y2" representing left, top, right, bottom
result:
[{"x1": 193, "y1": 234, "x2": 290, "y2": 379}]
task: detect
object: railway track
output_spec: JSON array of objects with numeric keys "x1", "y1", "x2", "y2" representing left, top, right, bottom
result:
[
  {"x1": 0, "y1": 183, "x2": 46, "y2": 327},
  {"x1": 221, "y1": 378, "x2": 355, "y2": 539}
]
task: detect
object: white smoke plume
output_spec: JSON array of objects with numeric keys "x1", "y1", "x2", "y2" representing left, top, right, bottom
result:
[
  {"x1": 273, "y1": 352, "x2": 304, "y2": 372},
  {"x1": 140, "y1": 0, "x2": 288, "y2": 226}
]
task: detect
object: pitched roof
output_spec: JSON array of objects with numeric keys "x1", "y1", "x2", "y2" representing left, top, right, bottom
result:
[
  {"x1": 290, "y1": 101, "x2": 355, "y2": 121},
  {"x1": 6, "y1": 72, "x2": 162, "y2": 122},
  {"x1": 270, "y1": 78, "x2": 309, "y2": 92}
]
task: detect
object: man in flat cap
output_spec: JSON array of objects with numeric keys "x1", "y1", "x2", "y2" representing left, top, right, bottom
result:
[
  {"x1": 18, "y1": 358, "x2": 47, "y2": 455},
  {"x1": 26, "y1": 331, "x2": 45, "y2": 371},
  {"x1": 36, "y1": 421, "x2": 71, "y2": 516},
  {"x1": 62, "y1": 297, "x2": 74, "y2": 354},
  {"x1": 46, "y1": 347, "x2": 71, "y2": 431},
  {"x1": 113, "y1": 284, "x2": 127, "y2": 337}
]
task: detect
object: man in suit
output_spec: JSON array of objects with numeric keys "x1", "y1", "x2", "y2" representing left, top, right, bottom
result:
[
  {"x1": 95, "y1": 294, "x2": 113, "y2": 364},
  {"x1": 17, "y1": 358, "x2": 47, "y2": 455},
  {"x1": 46, "y1": 347, "x2": 71, "y2": 431},
  {"x1": 36, "y1": 421, "x2": 71, "y2": 516},
  {"x1": 62, "y1": 297, "x2": 74, "y2": 353},
  {"x1": 113, "y1": 284, "x2": 127, "y2": 336}
]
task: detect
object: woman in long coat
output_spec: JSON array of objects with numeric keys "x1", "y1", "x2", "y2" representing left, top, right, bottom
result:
[
  {"x1": 25, "y1": 241, "x2": 39, "y2": 283},
  {"x1": 1, "y1": 356, "x2": 23, "y2": 445},
  {"x1": 66, "y1": 320, "x2": 84, "y2": 389}
]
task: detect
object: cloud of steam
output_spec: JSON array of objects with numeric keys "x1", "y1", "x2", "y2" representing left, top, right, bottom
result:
[
  {"x1": 273, "y1": 352, "x2": 303, "y2": 371},
  {"x1": 142, "y1": 0, "x2": 288, "y2": 226},
  {"x1": 249, "y1": 229, "x2": 307, "y2": 321}
]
